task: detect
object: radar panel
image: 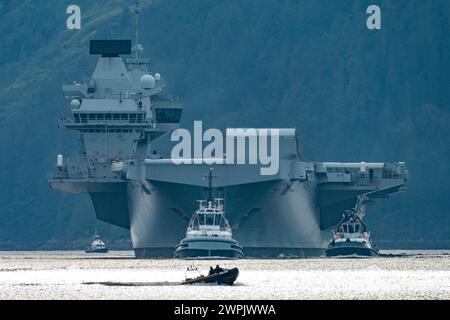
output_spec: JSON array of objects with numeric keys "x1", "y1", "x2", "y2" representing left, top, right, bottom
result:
[{"x1": 89, "y1": 40, "x2": 132, "y2": 57}]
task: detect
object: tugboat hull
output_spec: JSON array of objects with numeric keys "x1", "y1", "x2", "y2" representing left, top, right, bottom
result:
[
  {"x1": 325, "y1": 244, "x2": 378, "y2": 257},
  {"x1": 174, "y1": 238, "x2": 244, "y2": 259}
]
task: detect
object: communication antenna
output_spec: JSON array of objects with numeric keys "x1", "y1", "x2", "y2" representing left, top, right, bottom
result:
[{"x1": 134, "y1": 0, "x2": 140, "y2": 53}]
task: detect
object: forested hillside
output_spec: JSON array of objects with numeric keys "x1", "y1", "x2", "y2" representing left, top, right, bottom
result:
[{"x1": 0, "y1": 0, "x2": 448, "y2": 249}]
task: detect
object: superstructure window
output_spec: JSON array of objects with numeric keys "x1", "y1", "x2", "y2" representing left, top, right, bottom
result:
[
  {"x1": 155, "y1": 108, "x2": 182, "y2": 123},
  {"x1": 73, "y1": 112, "x2": 145, "y2": 123}
]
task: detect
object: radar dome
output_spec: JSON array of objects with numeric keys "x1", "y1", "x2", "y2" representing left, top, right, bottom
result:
[
  {"x1": 154, "y1": 73, "x2": 161, "y2": 81},
  {"x1": 71, "y1": 99, "x2": 81, "y2": 109},
  {"x1": 140, "y1": 74, "x2": 155, "y2": 90}
]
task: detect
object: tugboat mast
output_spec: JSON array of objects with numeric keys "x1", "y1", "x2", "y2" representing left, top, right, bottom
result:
[{"x1": 207, "y1": 168, "x2": 213, "y2": 202}]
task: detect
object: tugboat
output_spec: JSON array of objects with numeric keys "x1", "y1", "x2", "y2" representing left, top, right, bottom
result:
[
  {"x1": 325, "y1": 196, "x2": 379, "y2": 257},
  {"x1": 174, "y1": 169, "x2": 244, "y2": 259},
  {"x1": 182, "y1": 264, "x2": 240, "y2": 285},
  {"x1": 85, "y1": 234, "x2": 109, "y2": 253}
]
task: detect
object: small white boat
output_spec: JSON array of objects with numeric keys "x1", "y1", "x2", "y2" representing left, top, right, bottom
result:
[{"x1": 85, "y1": 234, "x2": 109, "y2": 253}]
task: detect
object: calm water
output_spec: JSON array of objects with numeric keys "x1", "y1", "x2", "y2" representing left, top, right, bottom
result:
[{"x1": 0, "y1": 250, "x2": 449, "y2": 300}]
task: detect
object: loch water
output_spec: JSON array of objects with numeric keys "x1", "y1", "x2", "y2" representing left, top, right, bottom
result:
[{"x1": 0, "y1": 250, "x2": 448, "y2": 299}]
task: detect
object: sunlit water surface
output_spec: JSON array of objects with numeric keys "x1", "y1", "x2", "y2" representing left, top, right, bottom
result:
[{"x1": 0, "y1": 250, "x2": 449, "y2": 299}]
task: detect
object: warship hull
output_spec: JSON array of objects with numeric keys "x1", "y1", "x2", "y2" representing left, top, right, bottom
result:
[
  {"x1": 49, "y1": 159, "x2": 407, "y2": 258},
  {"x1": 124, "y1": 159, "x2": 327, "y2": 258},
  {"x1": 125, "y1": 160, "x2": 406, "y2": 258},
  {"x1": 128, "y1": 181, "x2": 324, "y2": 258}
]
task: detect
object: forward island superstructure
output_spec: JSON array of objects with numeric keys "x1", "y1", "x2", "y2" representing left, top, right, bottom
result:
[{"x1": 48, "y1": 38, "x2": 407, "y2": 258}]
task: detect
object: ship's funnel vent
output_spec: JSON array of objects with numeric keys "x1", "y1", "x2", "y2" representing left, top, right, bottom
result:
[{"x1": 90, "y1": 40, "x2": 132, "y2": 57}]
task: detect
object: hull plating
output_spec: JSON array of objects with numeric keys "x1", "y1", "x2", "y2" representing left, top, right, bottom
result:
[
  {"x1": 174, "y1": 238, "x2": 244, "y2": 259},
  {"x1": 325, "y1": 244, "x2": 379, "y2": 257},
  {"x1": 128, "y1": 178, "x2": 329, "y2": 258}
]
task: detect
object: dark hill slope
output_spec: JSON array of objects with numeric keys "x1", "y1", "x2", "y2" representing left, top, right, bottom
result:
[{"x1": 0, "y1": 0, "x2": 448, "y2": 248}]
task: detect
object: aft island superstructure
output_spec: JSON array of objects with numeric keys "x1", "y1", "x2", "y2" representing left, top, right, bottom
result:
[{"x1": 48, "y1": 39, "x2": 407, "y2": 258}]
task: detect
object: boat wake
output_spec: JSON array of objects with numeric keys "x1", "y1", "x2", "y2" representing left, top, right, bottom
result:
[
  {"x1": 83, "y1": 281, "x2": 181, "y2": 287},
  {"x1": 83, "y1": 280, "x2": 246, "y2": 287},
  {"x1": 328, "y1": 255, "x2": 375, "y2": 259}
]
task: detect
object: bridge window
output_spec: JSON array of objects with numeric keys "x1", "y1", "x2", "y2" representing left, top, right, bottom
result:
[
  {"x1": 80, "y1": 114, "x2": 88, "y2": 123},
  {"x1": 73, "y1": 112, "x2": 145, "y2": 123},
  {"x1": 155, "y1": 108, "x2": 182, "y2": 123}
]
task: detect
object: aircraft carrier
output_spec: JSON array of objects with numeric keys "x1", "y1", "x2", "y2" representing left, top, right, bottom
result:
[{"x1": 47, "y1": 30, "x2": 407, "y2": 258}]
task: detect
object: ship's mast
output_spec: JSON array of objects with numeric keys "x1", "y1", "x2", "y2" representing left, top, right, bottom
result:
[{"x1": 134, "y1": 1, "x2": 140, "y2": 51}]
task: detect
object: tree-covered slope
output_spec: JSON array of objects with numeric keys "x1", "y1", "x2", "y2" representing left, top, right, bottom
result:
[{"x1": 0, "y1": 0, "x2": 448, "y2": 248}]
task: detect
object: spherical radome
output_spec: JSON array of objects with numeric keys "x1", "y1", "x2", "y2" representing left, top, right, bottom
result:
[
  {"x1": 140, "y1": 74, "x2": 155, "y2": 89},
  {"x1": 70, "y1": 99, "x2": 81, "y2": 108}
]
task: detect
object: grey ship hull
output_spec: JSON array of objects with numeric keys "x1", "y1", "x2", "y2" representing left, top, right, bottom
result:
[
  {"x1": 129, "y1": 179, "x2": 323, "y2": 258},
  {"x1": 49, "y1": 157, "x2": 407, "y2": 258},
  {"x1": 50, "y1": 157, "x2": 407, "y2": 258},
  {"x1": 125, "y1": 160, "x2": 406, "y2": 258},
  {"x1": 49, "y1": 160, "x2": 407, "y2": 258}
]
